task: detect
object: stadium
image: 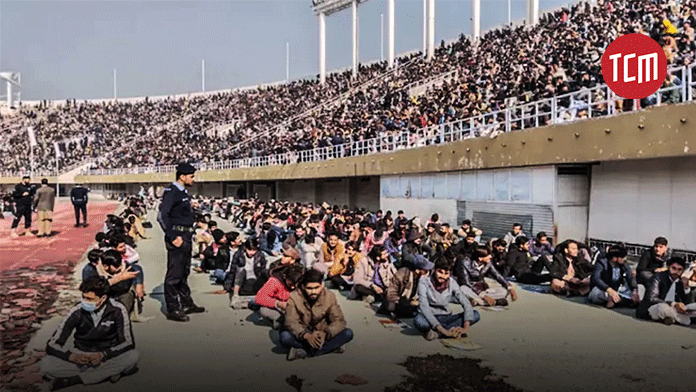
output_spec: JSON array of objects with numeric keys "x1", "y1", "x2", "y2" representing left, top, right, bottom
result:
[{"x1": 1, "y1": 0, "x2": 696, "y2": 391}]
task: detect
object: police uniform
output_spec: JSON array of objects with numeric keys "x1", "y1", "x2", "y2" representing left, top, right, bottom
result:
[
  {"x1": 11, "y1": 179, "x2": 35, "y2": 234},
  {"x1": 158, "y1": 163, "x2": 204, "y2": 321}
]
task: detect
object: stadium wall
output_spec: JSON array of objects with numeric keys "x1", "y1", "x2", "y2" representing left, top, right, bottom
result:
[{"x1": 588, "y1": 156, "x2": 696, "y2": 252}]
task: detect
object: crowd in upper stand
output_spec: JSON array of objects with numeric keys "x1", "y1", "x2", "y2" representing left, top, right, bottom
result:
[{"x1": 2, "y1": 0, "x2": 696, "y2": 175}]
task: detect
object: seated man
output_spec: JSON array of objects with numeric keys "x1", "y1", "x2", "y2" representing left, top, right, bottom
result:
[
  {"x1": 636, "y1": 237, "x2": 670, "y2": 287},
  {"x1": 503, "y1": 223, "x2": 526, "y2": 249},
  {"x1": 41, "y1": 277, "x2": 139, "y2": 390},
  {"x1": 281, "y1": 269, "x2": 354, "y2": 361},
  {"x1": 200, "y1": 229, "x2": 230, "y2": 273},
  {"x1": 379, "y1": 256, "x2": 433, "y2": 319},
  {"x1": 589, "y1": 245, "x2": 640, "y2": 308},
  {"x1": 413, "y1": 255, "x2": 481, "y2": 341},
  {"x1": 506, "y1": 236, "x2": 552, "y2": 284},
  {"x1": 456, "y1": 247, "x2": 518, "y2": 307},
  {"x1": 327, "y1": 240, "x2": 359, "y2": 291},
  {"x1": 267, "y1": 246, "x2": 302, "y2": 274},
  {"x1": 228, "y1": 238, "x2": 268, "y2": 309},
  {"x1": 549, "y1": 240, "x2": 593, "y2": 296},
  {"x1": 490, "y1": 238, "x2": 508, "y2": 276},
  {"x1": 109, "y1": 235, "x2": 145, "y2": 304},
  {"x1": 82, "y1": 249, "x2": 104, "y2": 282},
  {"x1": 637, "y1": 257, "x2": 693, "y2": 325},
  {"x1": 254, "y1": 264, "x2": 304, "y2": 330},
  {"x1": 317, "y1": 231, "x2": 345, "y2": 275},
  {"x1": 349, "y1": 244, "x2": 397, "y2": 304},
  {"x1": 96, "y1": 250, "x2": 140, "y2": 315},
  {"x1": 457, "y1": 219, "x2": 482, "y2": 243},
  {"x1": 529, "y1": 232, "x2": 554, "y2": 263}
]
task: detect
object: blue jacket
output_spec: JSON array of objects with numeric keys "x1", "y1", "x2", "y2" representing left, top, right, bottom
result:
[{"x1": 158, "y1": 183, "x2": 195, "y2": 243}]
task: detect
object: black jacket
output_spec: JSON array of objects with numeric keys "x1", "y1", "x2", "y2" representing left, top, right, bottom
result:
[
  {"x1": 201, "y1": 244, "x2": 231, "y2": 271},
  {"x1": 506, "y1": 245, "x2": 534, "y2": 278},
  {"x1": 591, "y1": 257, "x2": 637, "y2": 292},
  {"x1": 70, "y1": 186, "x2": 89, "y2": 205},
  {"x1": 549, "y1": 252, "x2": 593, "y2": 281},
  {"x1": 401, "y1": 242, "x2": 433, "y2": 267},
  {"x1": 636, "y1": 271, "x2": 688, "y2": 320},
  {"x1": 12, "y1": 183, "x2": 35, "y2": 206},
  {"x1": 636, "y1": 248, "x2": 668, "y2": 285},
  {"x1": 230, "y1": 247, "x2": 267, "y2": 281},
  {"x1": 46, "y1": 299, "x2": 135, "y2": 361},
  {"x1": 158, "y1": 184, "x2": 195, "y2": 243}
]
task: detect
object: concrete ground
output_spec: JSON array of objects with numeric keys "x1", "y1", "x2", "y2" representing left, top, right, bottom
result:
[{"x1": 28, "y1": 212, "x2": 696, "y2": 392}]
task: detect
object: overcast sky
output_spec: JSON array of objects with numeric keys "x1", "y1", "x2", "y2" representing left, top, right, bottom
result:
[{"x1": 1, "y1": 0, "x2": 572, "y2": 101}]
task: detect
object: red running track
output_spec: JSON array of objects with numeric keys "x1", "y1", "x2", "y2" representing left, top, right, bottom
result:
[{"x1": 0, "y1": 201, "x2": 118, "y2": 272}]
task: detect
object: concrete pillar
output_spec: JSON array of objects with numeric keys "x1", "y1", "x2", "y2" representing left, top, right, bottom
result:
[
  {"x1": 427, "y1": 0, "x2": 435, "y2": 60},
  {"x1": 472, "y1": 0, "x2": 481, "y2": 40},
  {"x1": 352, "y1": 0, "x2": 359, "y2": 77},
  {"x1": 422, "y1": 0, "x2": 427, "y2": 56},
  {"x1": 319, "y1": 12, "x2": 326, "y2": 84},
  {"x1": 527, "y1": 0, "x2": 539, "y2": 25},
  {"x1": 6, "y1": 81, "x2": 12, "y2": 107},
  {"x1": 388, "y1": 0, "x2": 395, "y2": 68}
]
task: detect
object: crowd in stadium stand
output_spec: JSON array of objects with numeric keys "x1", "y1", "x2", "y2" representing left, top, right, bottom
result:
[{"x1": 1, "y1": 0, "x2": 696, "y2": 175}]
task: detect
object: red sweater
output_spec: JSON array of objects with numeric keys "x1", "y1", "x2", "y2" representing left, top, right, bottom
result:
[{"x1": 255, "y1": 277, "x2": 291, "y2": 308}]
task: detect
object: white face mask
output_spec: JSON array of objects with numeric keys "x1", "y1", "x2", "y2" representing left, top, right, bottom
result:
[{"x1": 81, "y1": 299, "x2": 99, "y2": 312}]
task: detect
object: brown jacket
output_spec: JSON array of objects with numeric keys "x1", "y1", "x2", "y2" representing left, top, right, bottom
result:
[
  {"x1": 385, "y1": 267, "x2": 420, "y2": 304},
  {"x1": 285, "y1": 287, "x2": 347, "y2": 340},
  {"x1": 33, "y1": 186, "x2": 55, "y2": 211}
]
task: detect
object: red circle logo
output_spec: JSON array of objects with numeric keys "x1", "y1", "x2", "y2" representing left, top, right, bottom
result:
[{"x1": 601, "y1": 34, "x2": 668, "y2": 99}]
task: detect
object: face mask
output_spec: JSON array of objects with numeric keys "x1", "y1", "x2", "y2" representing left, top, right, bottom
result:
[{"x1": 81, "y1": 299, "x2": 99, "y2": 312}]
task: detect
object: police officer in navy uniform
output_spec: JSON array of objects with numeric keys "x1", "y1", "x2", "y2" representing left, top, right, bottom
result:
[{"x1": 158, "y1": 163, "x2": 205, "y2": 322}]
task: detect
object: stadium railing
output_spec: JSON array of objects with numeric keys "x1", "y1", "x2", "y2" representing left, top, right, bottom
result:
[{"x1": 14, "y1": 62, "x2": 685, "y2": 178}]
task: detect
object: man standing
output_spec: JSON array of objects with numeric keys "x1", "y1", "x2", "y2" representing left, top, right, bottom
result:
[
  {"x1": 34, "y1": 178, "x2": 56, "y2": 238},
  {"x1": 158, "y1": 163, "x2": 205, "y2": 322},
  {"x1": 70, "y1": 184, "x2": 89, "y2": 228},
  {"x1": 11, "y1": 175, "x2": 35, "y2": 238}
]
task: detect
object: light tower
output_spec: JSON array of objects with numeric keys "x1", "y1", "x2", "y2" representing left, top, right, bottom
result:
[
  {"x1": 0, "y1": 72, "x2": 21, "y2": 108},
  {"x1": 312, "y1": 0, "x2": 372, "y2": 83}
]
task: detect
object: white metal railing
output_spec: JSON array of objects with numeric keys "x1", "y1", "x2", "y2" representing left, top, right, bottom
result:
[{"x1": 23, "y1": 63, "x2": 696, "y2": 178}]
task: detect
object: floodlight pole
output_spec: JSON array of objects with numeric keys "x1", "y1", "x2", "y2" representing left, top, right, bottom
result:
[
  {"x1": 388, "y1": 0, "x2": 395, "y2": 68},
  {"x1": 427, "y1": 0, "x2": 435, "y2": 60},
  {"x1": 472, "y1": 0, "x2": 481, "y2": 40},
  {"x1": 352, "y1": 0, "x2": 358, "y2": 77},
  {"x1": 422, "y1": 0, "x2": 427, "y2": 56},
  {"x1": 319, "y1": 12, "x2": 326, "y2": 84}
]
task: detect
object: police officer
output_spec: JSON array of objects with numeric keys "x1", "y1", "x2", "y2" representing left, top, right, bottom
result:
[
  {"x1": 158, "y1": 163, "x2": 205, "y2": 322},
  {"x1": 11, "y1": 175, "x2": 35, "y2": 238},
  {"x1": 70, "y1": 183, "x2": 89, "y2": 228}
]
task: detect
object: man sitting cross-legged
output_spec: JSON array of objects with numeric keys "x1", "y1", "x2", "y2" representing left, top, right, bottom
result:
[
  {"x1": 413, "y1": 255, "x2": 481, "y2": 341},
  {"x1": 281, "y1": 269, "x2": 354, "y2": 361},
  {"x1": 456, "y1": 246, "x2": 518, "y2": 307},
  {"x1": 377, "y1": 255, "x2": 433, "y2": 319},
  {"x1": 549, "y1": 240, "x2": 593, "y2": 296},
  {"x1": 637, "y1": 257, "x2": 693, "y2": 326},
  {"x1": 588, "y1": 245, "x2": 640, "y2": 308},
  {"x1": 254, "y1": 264, "x2": 304, "y2": 330},
  {"x1": 41, "y1": 277, "x2": 139, "y2": 390},
  {"x1": 228, "y1": 238, "x2": 268, "y2": 309}
]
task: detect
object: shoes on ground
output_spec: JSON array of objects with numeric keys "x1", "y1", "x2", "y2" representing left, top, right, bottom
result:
[{"x1": 287, "y1": 347, "x2": 308, "y2": 361}]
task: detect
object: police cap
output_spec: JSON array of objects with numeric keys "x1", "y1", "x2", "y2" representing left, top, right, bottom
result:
[{"x1": 176, "y1": 162, "x2": 196, "y2": 175}]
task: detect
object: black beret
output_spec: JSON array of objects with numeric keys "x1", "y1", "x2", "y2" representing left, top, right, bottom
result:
[{"x1": 176, "y1": 162, "x2": 196, "y2": 174}]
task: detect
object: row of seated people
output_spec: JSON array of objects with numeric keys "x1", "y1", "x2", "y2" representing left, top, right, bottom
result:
[{"x1": 39, "y1": 198, "x2": 696, "y2": 389}]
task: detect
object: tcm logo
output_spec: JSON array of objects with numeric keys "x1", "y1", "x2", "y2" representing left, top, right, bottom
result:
[{"x1": 601, "y1": 34, "x2": 667, "y2": 99}]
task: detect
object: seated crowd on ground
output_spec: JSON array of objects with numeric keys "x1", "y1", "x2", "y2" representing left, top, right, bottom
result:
[
  {"x1": 3, "y1": 0, "x2": 696, "y2": 176},
  {"x1": 40, "y1": 194, "x2": 696, "y2": 389}
]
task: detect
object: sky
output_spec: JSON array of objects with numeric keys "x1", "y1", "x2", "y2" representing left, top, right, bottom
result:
[{"x1": 1, "y1": 0, "x2": 573, "y2": 101}]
